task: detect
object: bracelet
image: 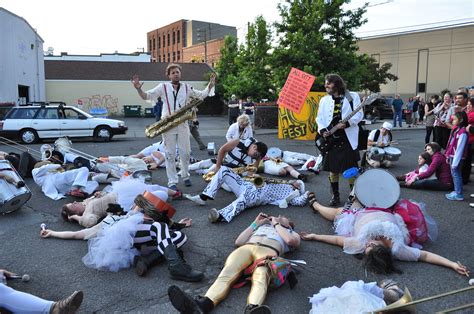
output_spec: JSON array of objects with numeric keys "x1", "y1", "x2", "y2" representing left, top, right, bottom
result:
[{"x1": 250, "y1": 222, "x2": 258, "y2": 230}]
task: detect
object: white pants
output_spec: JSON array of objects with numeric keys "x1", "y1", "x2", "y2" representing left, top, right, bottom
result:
[
  {"x1": 0, "y1": 283, "x2": 53, "y2": 313},
  {"x1": 202, "y1": 167, "x2": 307, "y2": 222},
  {"x1": 263, "y1": 160, "x2": 290, "y2": 176},
  {"x1": 282, "y1": 151, "x2": 317, "y2": 166},
  {"x1": 54, "y1": 167, "x2": 98, "y2": 195},
  {"x1": 162, "y1": 123, "x2": 191, "y2": 186}
]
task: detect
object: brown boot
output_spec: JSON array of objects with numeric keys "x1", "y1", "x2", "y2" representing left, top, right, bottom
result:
[{"x1": 50, "y1": 290, "x2": 84, "y2": 314}]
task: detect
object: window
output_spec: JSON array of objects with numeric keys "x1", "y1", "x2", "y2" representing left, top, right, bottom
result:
[
  {"x1": 163, "y1": 54, "x2": 165, "y2": 62},
  {"x1": 149, "y1": 39, "x2": 152, "y2": 51},
  {"x1": 168, "y1": 53, "x2": 170, "y2": 62},
  {"x1": 7, "y1": 108, "x2": 39, "y2": 119},
  {"x1": 152, "y1": 38, "x2": 155, "y2": 50},
  {"x1": 63, "y1": 108, "x2": 85, "y2": 119},
  {"x1": 163, "y1": 35, "x2": 165, "y2": 47},
  {"x1": 167, "y1": 33, "x2": 170, "y2": 46},
  {"x1": 177, "y1": 30, "x2": 180, "y2": 43},
  {"x1": 36, "y1": 108, "x2": 59, "y2": 119},
  {"x1": 158, "y1": 37, "x2": 161, "y2": 49},
  {"x1": 158, "y1": 56, "x2": 161, "y2": 62},
  {"x1": 173, "y1": 52, "x2": 176, "y2": 61},
  {"x1": 172, "y1": 32, "x2": 175, "y2": 44},
  {"x1": 418, "y1": 83, "x2": 426, "y2": 93},
  {"x1": 177, "y1": 51, "x2": 180, "y2": 61}
]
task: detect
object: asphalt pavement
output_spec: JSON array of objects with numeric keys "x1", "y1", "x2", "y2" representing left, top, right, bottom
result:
[{"x1": 1, "y1": 116, "x2": 473, "y2": 313}]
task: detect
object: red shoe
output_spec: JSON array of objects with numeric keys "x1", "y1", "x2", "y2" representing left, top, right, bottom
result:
[
  {"x1": 68, "y1": 188, "x2": 87, "y2": 198},
  {"x1": 171, "y1": 190, "x2": 183, "y2": 200}
]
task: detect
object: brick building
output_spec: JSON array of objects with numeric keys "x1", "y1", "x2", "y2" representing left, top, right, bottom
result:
[{"x1": 147, "y1": 20, "x2": 236, "y2": 66}]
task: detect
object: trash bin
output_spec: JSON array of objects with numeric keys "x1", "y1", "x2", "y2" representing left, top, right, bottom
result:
[
  {"x1": 123, "y1": 105, "x2": 142, "y2": 117},
  {"x1": 144, "y1": 108, "x2": 154, "y2": 118},
  {"x1": 89, "y1": 107, "x2": 108, "y2": 118}
]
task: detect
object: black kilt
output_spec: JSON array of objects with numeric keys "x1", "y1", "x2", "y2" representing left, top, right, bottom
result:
[{"x1": 323, "y1": 134, "x2": 360, "y2": 173}]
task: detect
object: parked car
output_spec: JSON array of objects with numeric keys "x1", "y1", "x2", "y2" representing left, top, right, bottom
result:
[
  {"x1": 363, "y1": 97, "x2": 395, "y2": 121},
  {"x1": 0, "y1": 102, "x2": 127, "y2": 144}
]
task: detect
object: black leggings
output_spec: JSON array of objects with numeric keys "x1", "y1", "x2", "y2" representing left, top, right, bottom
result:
[
  {"x1": 406, "y1": 178, "x2": 452, "y2": 191},
  {"x1": 425, "y1": 126, "x2": 434, "y2": 144}
]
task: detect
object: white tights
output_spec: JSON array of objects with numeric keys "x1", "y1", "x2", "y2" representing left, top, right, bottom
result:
[{"x1": 0, "y1": 283, "x2": 53, "y2": 313}]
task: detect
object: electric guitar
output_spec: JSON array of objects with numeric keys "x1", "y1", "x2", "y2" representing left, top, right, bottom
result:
[{"x1": 315, "y1": 93, "x2": 379, "y2": 155}]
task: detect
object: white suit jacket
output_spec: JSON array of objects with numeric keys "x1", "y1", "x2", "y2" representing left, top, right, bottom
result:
[{"x1": 316, "y1": 92, "x2": 363, "y2": 150}]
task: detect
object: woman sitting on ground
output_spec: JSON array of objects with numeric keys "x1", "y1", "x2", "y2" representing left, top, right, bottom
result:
[
  {"x1": 226, "y1": 114, "x2": 253, "y2": 141},
  {"x1": 396, "y1": 152, "x2": 435, "y2": 185},
  {"x1": 402, "y1": 142, "x2": 453, "y2": 191},
  {"x1": 303, "y1": 195, "x2": 469, "y2": 275}
]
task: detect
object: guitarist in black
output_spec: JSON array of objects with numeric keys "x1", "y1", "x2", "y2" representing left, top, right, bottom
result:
[{"x1": 316, "y1": 74, "x2": 363, "y2": 206}]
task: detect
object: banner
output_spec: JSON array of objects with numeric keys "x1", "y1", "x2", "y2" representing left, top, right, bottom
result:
[
  {"x1": 278, "y1": 92, "x2": 325, "y2": 140},
  {"x1": 277, "y1": 68, "x2": 316, "y2": 114}
]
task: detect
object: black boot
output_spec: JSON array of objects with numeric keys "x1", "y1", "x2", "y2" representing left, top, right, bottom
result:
[
  {"x1": 168, "y1": 285, "x2": 214, "y2": 313},
  {"x1": 134, "y1": 251, "x2": 164, "y2": 277},
  {"x1": 244, "y1": 304, "x2": 272, "y2": 314},
  {"x1": 164, "y1": 245, "x2": 204, "y2": 282},
  {"x1": 329, "y1": 182, "x2": 340, "y2": 206}
]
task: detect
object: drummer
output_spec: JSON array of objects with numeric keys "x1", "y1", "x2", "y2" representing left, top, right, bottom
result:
[{"x1": 366, "y1": 122, "x2": 393, "y2": 168}]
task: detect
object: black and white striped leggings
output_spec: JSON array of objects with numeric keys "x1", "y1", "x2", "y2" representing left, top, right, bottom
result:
[{"x1": 133, "y1": 220, "x2": 187, "y2": 255}]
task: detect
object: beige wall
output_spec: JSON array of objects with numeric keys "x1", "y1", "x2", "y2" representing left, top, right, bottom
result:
[
  {"x1": 45, "y1": 80, "x2": 207, "y2": 116},
  {"x1": 358, "y1": 25, "x2": 474, "y2": 99}
]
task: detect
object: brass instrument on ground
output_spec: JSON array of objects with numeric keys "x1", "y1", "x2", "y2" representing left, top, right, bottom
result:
[
  {"x1": 145, "y1": 98, "x2": 203, "y2": 138},
  {"x1": 202, "y1": 165, "x2": 257, "y2": 182},
  {"x1": 374, "y1": 285, "x2": 474, "y2": 313}
]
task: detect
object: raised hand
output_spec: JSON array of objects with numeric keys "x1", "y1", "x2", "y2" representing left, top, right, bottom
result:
[{"x1": 131, "y1": 74, "x2": 144, "y2": 90}]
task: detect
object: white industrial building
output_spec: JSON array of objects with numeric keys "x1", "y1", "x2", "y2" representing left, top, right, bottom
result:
[{"x1": 0, "y1": 7, "x2": 45, "y2": 105}]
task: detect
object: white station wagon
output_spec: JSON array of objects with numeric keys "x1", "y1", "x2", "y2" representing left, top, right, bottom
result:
[{"x1": 0, "y1": 103, "x2": 128, "y2": 144}]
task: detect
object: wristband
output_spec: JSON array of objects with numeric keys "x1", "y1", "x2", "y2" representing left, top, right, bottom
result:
[{"x1": 250, "y1": 222, "x2": 258, "y2": 230}]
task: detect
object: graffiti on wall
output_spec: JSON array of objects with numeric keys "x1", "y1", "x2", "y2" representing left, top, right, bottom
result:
[
  {"x1": 77, "y1": 95, "x2": 119, "y2": 115},
  {"x1": 278, "y1": 92, "x2": 325, "y2": 140}
]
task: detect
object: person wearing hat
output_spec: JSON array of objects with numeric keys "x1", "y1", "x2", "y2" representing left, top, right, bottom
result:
[
  {"x1": 366, "y1": 122, "x2": 393, "y2": 168},
  {"x1": 228, "y1": 94, "x2": 240, "y2": 125}
]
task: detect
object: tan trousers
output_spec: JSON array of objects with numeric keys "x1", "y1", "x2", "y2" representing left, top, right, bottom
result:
[{"x1": 205, "y1": 244, "x2": 275, "y2": 306}]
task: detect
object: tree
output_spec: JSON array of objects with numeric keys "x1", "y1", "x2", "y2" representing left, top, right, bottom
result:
[
  {"x1": 272, "y1": 0, "x2": 397, "y2": 92},
  {"x1": 215, "y1": 35, "x2": 240, "y2": 100}
]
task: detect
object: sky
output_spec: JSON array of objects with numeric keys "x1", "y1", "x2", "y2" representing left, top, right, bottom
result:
[{"x1": 1, "y1": 0, "x2": 473, "y2": 55}]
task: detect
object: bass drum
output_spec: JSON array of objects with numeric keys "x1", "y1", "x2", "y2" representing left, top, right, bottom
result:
[
  {"x1": 0, "y1": 160, "x2": 32, "y2": 214},
  {"x1": 354, "y1": 168, "x2": 399, "y2": 209},
  {"x1": 384, "y1": 146, "x2": 402, "y2": 161}
]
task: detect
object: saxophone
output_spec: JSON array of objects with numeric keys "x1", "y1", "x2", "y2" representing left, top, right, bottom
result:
[
  {"x1": 145, "y1": 98, "x2": 203, "y2": 138},
  {"x1": 202, "y1": 165, "x2": 257, "y2": 182}
]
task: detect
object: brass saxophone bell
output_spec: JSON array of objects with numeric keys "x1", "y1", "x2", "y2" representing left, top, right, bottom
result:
[{"x1": 374, "y1": 287, "x2": 415, "y2": 313}]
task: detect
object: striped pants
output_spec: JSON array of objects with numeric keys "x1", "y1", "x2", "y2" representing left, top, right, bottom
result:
[{"x1": 133, "y1": 220, "x2": 187, "y2": 255}]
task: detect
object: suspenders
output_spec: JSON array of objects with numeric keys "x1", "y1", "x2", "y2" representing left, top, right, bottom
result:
[{"x1": 163, "y1": 83, "x2": 189, "y2": 116}]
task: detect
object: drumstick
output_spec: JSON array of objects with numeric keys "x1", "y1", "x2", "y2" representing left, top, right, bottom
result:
[{"x1": 457, "y1": 261, "x2": 470, "y2": 277}]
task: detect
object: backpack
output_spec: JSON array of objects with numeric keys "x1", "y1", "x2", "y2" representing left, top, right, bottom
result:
[
  {"x1": 393, "y1": 199, "x2": 429, "y2": 245},
  {"x1": 233, "y1": 256, "x2": 297, "y2": 290}
]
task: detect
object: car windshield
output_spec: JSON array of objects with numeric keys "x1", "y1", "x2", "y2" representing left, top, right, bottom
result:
[{"x1": 70, "y1": 107, "x2": 93, "y2": 118}]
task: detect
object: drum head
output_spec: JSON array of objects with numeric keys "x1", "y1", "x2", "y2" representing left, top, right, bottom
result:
[
  {"x1": 267, "y1": 147, "x2": 283, "y2": 159},
  {"x1": 354, "y1": 169, "x2": 400, "y2": 209},
  {"x1": 0, "y1": 191, "x2": 32, "y2": 214},
  {"x1": 384, "y1": 147, "x2": 401, "y2": 154}
]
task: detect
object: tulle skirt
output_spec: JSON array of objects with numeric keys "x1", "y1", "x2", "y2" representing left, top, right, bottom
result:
[
  {"x1": 82, "y1": 212, "x2": 144, "y2": 272},
  {"x1": 111, "y1": 177, "x2": 168, "y2": 212}
]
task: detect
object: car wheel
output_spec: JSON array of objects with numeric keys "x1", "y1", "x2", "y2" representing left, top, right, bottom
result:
[
  {"x1": 94, "y1": 126, "x2": 112, "y2": 142},
  {"x1": 19, "y1": 129, "x2": 39, "y2": 144}
]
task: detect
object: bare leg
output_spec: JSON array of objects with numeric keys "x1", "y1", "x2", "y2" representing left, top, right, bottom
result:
[{"x1": 311, "y1": 201, "x2": 343, "y2": 221}]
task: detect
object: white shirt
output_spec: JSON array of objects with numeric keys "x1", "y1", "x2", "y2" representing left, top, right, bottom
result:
[
  {"x1": 226, "y1": 122, "x2": 253, "y2": 141},
  {"x1": 146, "y1": 82, "x2": 214, "y2": 119},
  {"x1": 368, "y1": 129, "x2": 391, "y2": 147},
  {"x1": 316, "y1": 92, "x2": 363, "y2": 150}
]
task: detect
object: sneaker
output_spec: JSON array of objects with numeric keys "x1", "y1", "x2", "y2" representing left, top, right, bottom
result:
[
  {"x1": 445, "y1": 192, "x2": 464, "y2": 201},
  {"x1": 184, "y1": 194, "x2": 206, "y2": 206},
  {"x1": 184, "y1": 179, "x2": 192, "y2": 187},
  {"x1": 208, "y1": 208, "x2": 221, "y2": 223},
  {"x1": 50, "y1": 290, "x2": 84, "y2": 314},
  {"x1": 470, "y1": 194, "x2": 474, "y2": 198},
  {"x1": 469, "y1": 203, "x2": 474, "y2": 208},
  {"x1": 169, "y1": 185, "x2": 178, "y2": 191}
]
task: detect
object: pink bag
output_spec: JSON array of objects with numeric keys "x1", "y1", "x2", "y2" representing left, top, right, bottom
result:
[{"x1": 393, "y1": 199, "x2": 429, "y2": 245}]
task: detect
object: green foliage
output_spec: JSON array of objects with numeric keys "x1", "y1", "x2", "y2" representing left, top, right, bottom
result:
[{"x1": 216, "y1": 0, "x2": 398, "y2": 99}]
